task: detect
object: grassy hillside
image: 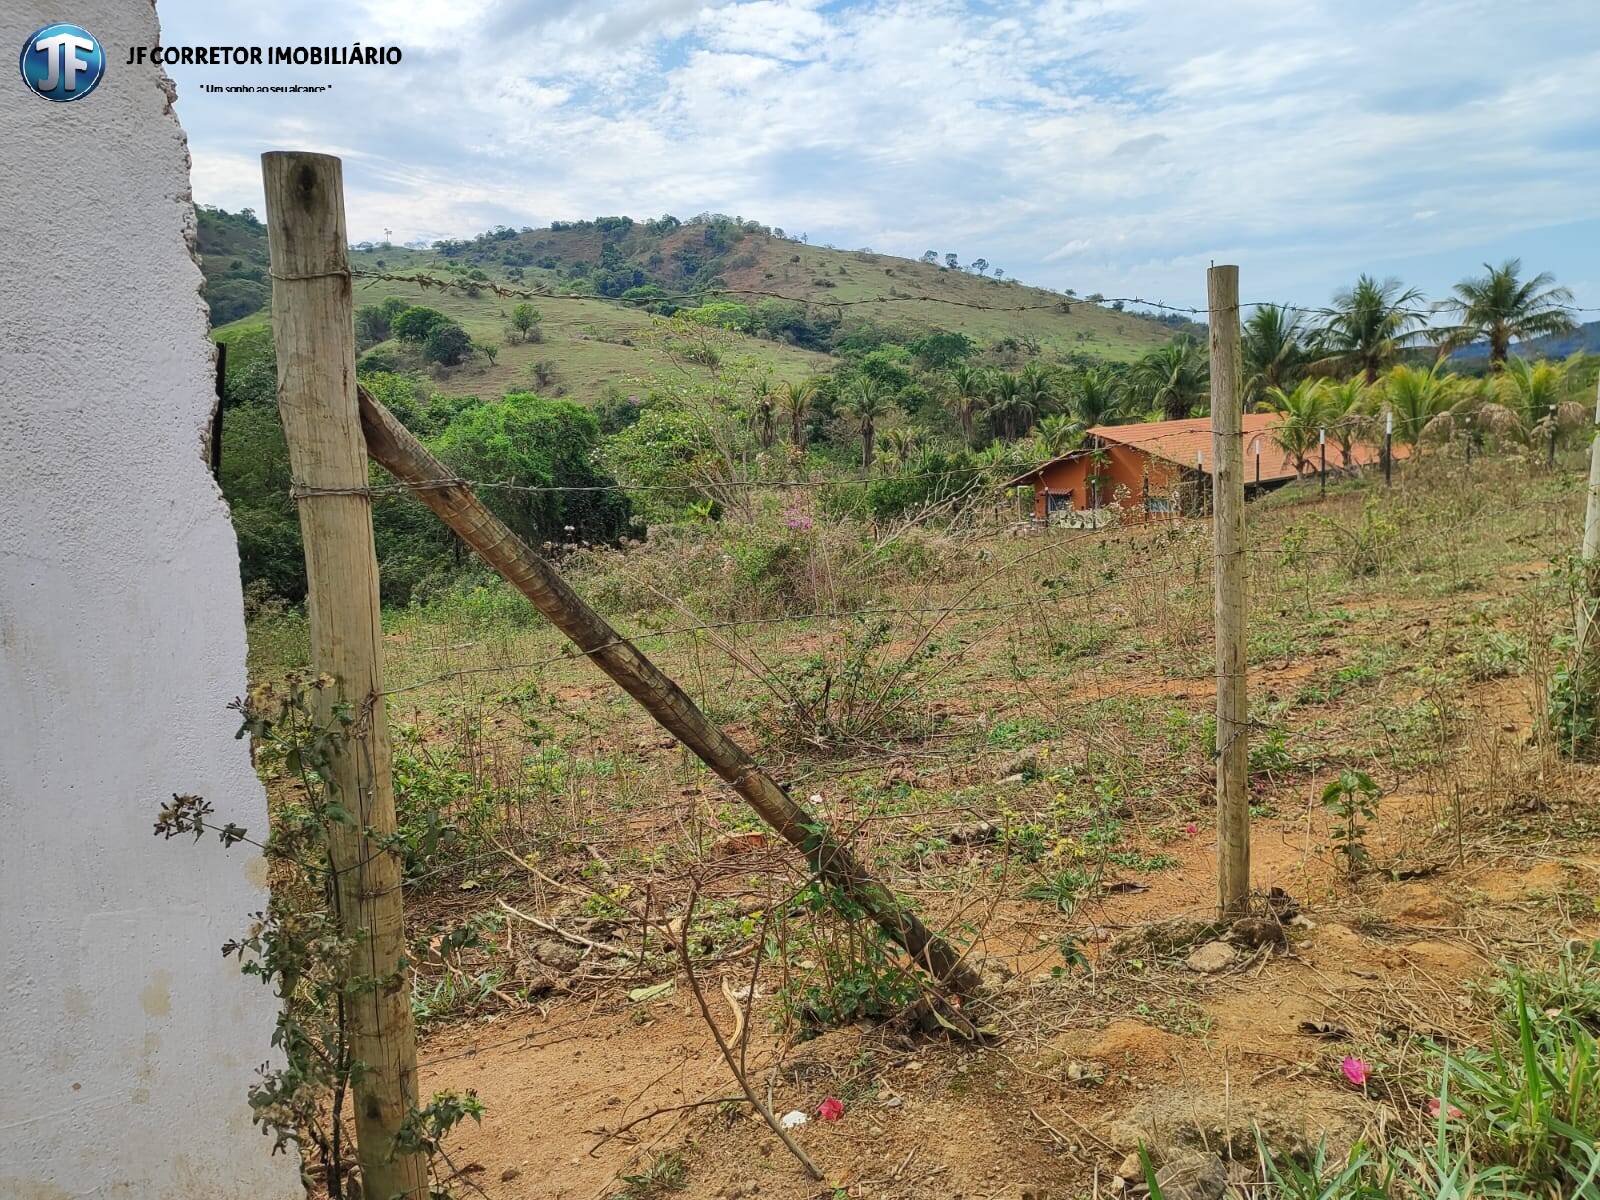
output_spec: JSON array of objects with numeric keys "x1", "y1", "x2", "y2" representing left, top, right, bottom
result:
[{"x1": 202, "y1": 211, "x2": 1185, "y2": 402}]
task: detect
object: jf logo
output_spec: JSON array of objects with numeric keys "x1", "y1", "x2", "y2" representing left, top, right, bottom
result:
[{"x1": 19, "y1": 23, "x2": 105, "y2": 102}]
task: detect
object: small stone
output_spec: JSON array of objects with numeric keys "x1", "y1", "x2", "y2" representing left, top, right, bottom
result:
[
  {"x1": 1115, "y1": 1151, "x2": 1143, "y2": 1181},
  {"x1": 1154, "y1": 1153, "x2": 1227, "y2": 1200},
  {"x1": 500, "y1": 1166, "x2": 522, "y2": 1182},
  {"x1": 1185, "y1": 940, "x2": 1238, "y2": 973},
  {"x1": 529, "y1": 939, "x2": 582, "y2": 973},
  {"x1": 1065, "y1": 1059, "x2": 1102, "y2": 1084}
]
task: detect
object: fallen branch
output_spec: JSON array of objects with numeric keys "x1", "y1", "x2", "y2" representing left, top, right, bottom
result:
[
  {"x1": 676, "y1": 891, "x2": 823, "y2": 1182},
  {"x1": 497, "y1": 899, "x2": 638, "y2": 961}
]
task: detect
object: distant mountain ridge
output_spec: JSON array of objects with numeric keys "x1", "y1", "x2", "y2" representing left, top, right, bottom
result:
[{"x1": 1449, "y1": 319, "x2": 1600, "y2": 362}]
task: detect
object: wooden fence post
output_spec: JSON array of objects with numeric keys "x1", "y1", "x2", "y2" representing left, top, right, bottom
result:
[
  {"x1": 1208, "y1": 265, "x2": 1249, "y2": 916},
  {"x1": 1577, "y1": 373, "x2": 1600, "y2": 659},
  {"x1": 262, "y1": 152, "x2": 427, "y2": 1198}
]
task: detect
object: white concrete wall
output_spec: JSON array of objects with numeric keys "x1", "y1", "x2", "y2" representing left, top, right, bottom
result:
[{"x1": 0, "y1": 3, "x2": 301, "y2": 1196}]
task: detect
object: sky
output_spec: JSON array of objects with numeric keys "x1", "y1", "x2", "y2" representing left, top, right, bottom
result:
[{"x1": 156, "y1": 0, "x2": 1600, "y2": 316}]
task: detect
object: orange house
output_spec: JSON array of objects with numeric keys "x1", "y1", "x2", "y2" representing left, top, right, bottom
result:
[{"x1": 1004, "y1": 413, "x2": 1397, "y2": 523}]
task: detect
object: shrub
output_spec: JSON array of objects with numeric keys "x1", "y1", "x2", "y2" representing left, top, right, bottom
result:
[
  {"x1": 432, "y1": 391, "x2": 638, "y2": 549},
  {"x1": 391, "y1": 305, "x2": 450, "y2": 343},
  {"x1": 421, "y1": 321, "x2": 472, "y2": 366}
]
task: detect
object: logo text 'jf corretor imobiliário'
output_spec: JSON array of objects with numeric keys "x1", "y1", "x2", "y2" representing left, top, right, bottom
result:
[{"x1": 19, "y1": 23, "x2": 105, "y2": 102}]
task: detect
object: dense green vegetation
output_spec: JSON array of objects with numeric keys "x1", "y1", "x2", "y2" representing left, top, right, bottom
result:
[
  {"x1": 196, "y1": 205, "x2": 271, "y2": 325},
  {"x1": 212, "y1": 208, "x2": 1592, "y2": 613},
  {"x1": 216, "y1": 325, "x2": 637, "y2": 606}
]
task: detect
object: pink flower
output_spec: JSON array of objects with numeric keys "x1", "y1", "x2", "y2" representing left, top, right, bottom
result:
[
  {"x1": 1341, "y1": 1057, "x2": 1371, "y2": 1087},
  {"x1": 1185, "y1": 823, "x2": 1198, "y2": 837},
  {"x1": 1425, "y1": 1098, "x2": 1463, "y2": 1120},
  {"x1": 816, "y1": 1097, "x2": 844, "y2": 1122}
]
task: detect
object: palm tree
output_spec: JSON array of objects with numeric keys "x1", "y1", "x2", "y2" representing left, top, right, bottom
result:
[
  {"x1": 779, "y1": 378, "x2": 816, "y2": 449},
  {"x1": 1488, "y1": 354, "x2": 1588, "y2": 444},
  {"x1": 1319, "y1": 275, "x2": 1427, "y2": 384},
  {"x1": 1378, "y1": 362, "x2": 1459, "y2": 455},
  {"x1": 878, "y1": 427, "x2": 921, "y2": 471},
  {"x1": 1017, "y1": 362, "x2": 1060, "y2": 426},
  {"x1": 1133, "y1": 337, "x2": 1209, "y2": 422},
  {"x1": 1257, "y1": 379, "x2": 1329, "y2": 476},
  {"x1": 749, "y1": 377, "x2": 776, "y2": 450},
  {"x1": 1035, "y1": 413, "x2": 1082, "y2": 457},
  {"x1": 985, "y1": 371, "x2": 1037, "y2": 442},
  {"x1": 845, "y1": 378, "x2": 893, "y2": 470},
  {"x1": 945, "y1": 363, "x2": 987, "y2": 446},
  {"x1": 1072, "y1": 365, "x2": 1124, "y2": 427},
  {"x1": 1243, "y1": 305, "x2": 1311, "y2": 402},
  {"x1": 1320, "y1": 378, "x2": 1369, "y2": 470},
  {"x1": 1433, "y1": 259, "x2": 1575, "y2": 370}
]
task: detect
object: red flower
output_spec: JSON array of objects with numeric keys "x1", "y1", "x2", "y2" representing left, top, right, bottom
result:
[{"x1": 816, "y1": 1097, "x2": 844, "y2": 1122}]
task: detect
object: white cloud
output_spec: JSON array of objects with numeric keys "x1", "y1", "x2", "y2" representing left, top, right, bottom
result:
[{"x1": 157, "y1": 0, "x2": 1600, "y2": 309}]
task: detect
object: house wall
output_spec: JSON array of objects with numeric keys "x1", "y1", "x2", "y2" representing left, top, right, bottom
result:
[
  {"x1": 1030, "y1": 447, "x2": 1185, "y2": 520},
  {"x1": 0, "y1": 3, "x2": 299, "y2": 1196}
]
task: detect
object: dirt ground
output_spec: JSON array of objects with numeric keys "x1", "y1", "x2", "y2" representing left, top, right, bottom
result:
[{"x1": 419, "y1": 667, "x2": 1600, "y2": 1200}]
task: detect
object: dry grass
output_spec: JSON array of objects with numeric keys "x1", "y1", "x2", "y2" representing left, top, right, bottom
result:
[{"x1": 246, "y1": 452, "x2": 1600, "y2": 1198}]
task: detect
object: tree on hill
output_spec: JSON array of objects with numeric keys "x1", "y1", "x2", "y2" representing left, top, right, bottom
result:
[
  {"x1": 971, "y1": 258, "x2": 989, "y2": 276},
  {"x1": 1243, "y1": 305, "x2": 1312, "y2": 401},
  {"x1": 354, "y1": 299, "x2": 409, "y2": 347},
  {"x1": 392, "y1": 306, "x2": 450, "y2": 343},
  {"x1": 985, "y1": 371, "x2": 1037, "y2": 441},
  {"x1": 1133, "y1": 337, "x2": 1209, "y2": 421},
  {"x1": 1433, "y1": 259, "x2": 1575, "y2": 370},
  {"x1": 944, "y1": 253, "x2": 959, "y2": 271},
  {"x1": 944, "y1": 363, "x2": 988, "y2": 447},
  {"x1": 779, "y1": 378, "x2": 816, "y2": 449},
  {"x1": 909, "y1": 330, "x2": 974, "y2": 370},
  {"x1": 1071, "y1": 365, "x2": 1125, "y2": 427},
  {"x1": 845, "y1": 378, "x2": 894, "y2": 470},
  {"x1": 422, "y1": 322, "x2": 473, "y2": 366},
  {"x1": 509, "y1": 302, "x2": 542, "y2": 342},
  {"x1": 1317, "y1": 275, "x2": 1426, "y2": 384},
  {"x1": 921, "y1": 250, "x2": 938, "y2": 265}
]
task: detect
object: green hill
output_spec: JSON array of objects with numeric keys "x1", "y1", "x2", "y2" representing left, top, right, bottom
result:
[{"x1": 200, "y1": 209, "x2": 1187, "y2": 401}]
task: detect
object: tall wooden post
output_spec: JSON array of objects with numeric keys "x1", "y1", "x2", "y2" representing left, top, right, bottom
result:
[
  {"x1": 1383, "y1": 411, "x2": 1393, "y2": 487},
  {"x1": 1577, "y1": 374, "x2": 1600, "y2": 657},
  {"x1": 1319, "y1": 428, "x2": 1327, "y2": 499},
  {"x1": 1208, "y1": 265, "x2": 1249, "y2": 916},
  {"x1": 262, "y1": 152, "x2": 427, "y2": 1198}
]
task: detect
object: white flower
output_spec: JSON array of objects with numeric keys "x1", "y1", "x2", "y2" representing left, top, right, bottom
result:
[{"x1": 779, "y1": 1110, "x2": 808, "y2": 1130}]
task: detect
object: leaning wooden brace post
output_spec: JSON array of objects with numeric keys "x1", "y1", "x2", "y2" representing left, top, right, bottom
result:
[
  {"x1": 262, "y1": 152, "x2": 427, "y2": 1196},
  {"x1": 356, "y1": 387, "x2": 984, "y2": 997},
  {"x1": 1208, "y1": 264, "x2": 1250, "y2": 915}
]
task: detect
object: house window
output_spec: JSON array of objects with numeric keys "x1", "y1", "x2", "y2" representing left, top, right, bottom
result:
[
  {"x1": 1047, "y1": 490, "x2": 1074, "y2": 513},
  {"x1": 1145, "y1": 496, "x2": 1174, "y2": 514}
]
